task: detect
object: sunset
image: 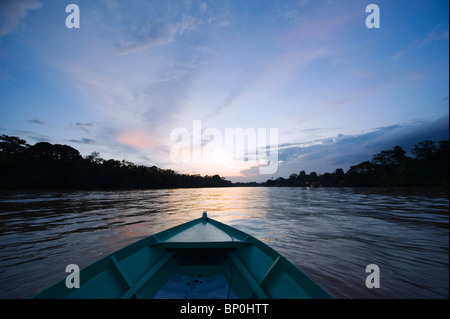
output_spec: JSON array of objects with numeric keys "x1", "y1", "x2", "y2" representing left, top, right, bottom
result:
[
  {"x1": 1, "y1": 0, "x2": 448, "y2": 182},
  {"x1": 0, "y1": 0, "x2": 448, "y2": 304}
]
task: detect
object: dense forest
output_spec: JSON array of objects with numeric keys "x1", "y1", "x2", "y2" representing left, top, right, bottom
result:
[
  {"x1": 0, "y1": 135, "x2": 448, "y2": 190},
  {"x1": 261, "y1": 139, "x2": 449, "y2": 187},
  {"x1": 0, "y1": 135, "x2": 232, "y2": 190}
]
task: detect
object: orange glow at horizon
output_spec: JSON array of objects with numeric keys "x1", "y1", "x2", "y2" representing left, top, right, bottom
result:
[{"x1": 116, "y1": 130, "x2": 157, "y2": 149}]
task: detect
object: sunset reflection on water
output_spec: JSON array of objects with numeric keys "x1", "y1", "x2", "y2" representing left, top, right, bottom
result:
[{"x1": 0, "y1": 187, "x2": 448, "y2": 299}]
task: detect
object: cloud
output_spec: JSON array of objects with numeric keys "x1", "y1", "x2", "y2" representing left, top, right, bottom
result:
[
  {"x1": 67, "y1": 138, "x2": 96, "y2": 145},
  {"x1": 202, "y1": 4, "x2": 360, "y2": 122},
  {"x1": 393, "y1": 26, "x2": 449, "y2": 59},
  {"x1": 115, "y1": 20, "x2": 178, "y2": 55},
  {"x1": 207, "y1": 46, "x2": 331, "y2": 122},
  {"x1": 70, "y1": 122, "x2": 95, "y2": 135},
  {"x1": 294, "y1": 116, "x2": 447, "y2": 165},
  {"x1": 62, "y1": 64, "x2": 150, "y2": 122},
  {"x1": 237, "y1": 114, "x2": 449, "y2": 182},
  {"x1": 178, "y1": 14, "x2": 199, "y2": 35},
  {"x1": 0, "y1": 0, "x2": 41, "y2": 37},
  {"x1": 154, "y1": 68, "x2": 188, "y2": 83},
  {"x1": 0, "y1": 128, "x2": 52, "y2": 144},
  {"x1": 27, "y1": 118, "x2": 46, "y2": 125},
  {"x1": 195, "y1": 46, "x2": 220, "y2": 57},
  {"x1": 58, "y1": 54, "x2": 193, "y2": 154},
  {"x1": 282, "y1": 4, "x2": 359, "y2": 42},
  {"x1": 115, "y1": 129, "x2": 158, "y2": 150},
  {"x1": 115, "y1": 14, "x2": 201, "y2": 55},
  {"x1": 199, "y1": 2, "x2": 208, "y2": 12}
]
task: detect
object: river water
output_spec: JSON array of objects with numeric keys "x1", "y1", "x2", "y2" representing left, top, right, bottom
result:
[{"x1": 0, "y1": 187, "x2": 448, "y2": 299}]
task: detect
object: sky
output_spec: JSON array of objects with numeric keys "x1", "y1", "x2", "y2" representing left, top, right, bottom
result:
[{"x1": 0, "y1": 0, "x2": 448, "y2": 182}]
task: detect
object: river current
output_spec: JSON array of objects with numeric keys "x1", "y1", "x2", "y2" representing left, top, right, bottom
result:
[{"x1": 0, "y1": 187, "x2": 448, "y2": 299}]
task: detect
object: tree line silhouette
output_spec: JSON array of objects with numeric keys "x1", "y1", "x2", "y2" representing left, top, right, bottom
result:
[
  {"x1": 1, "y1": 135, "x2": 448, "y2": 190},
  {"x1": 262, "y1": 140, "x2": 449, "y2": 187},
  {"x1": 0, "y1": 135, "x2": 232, "y2": 190}
]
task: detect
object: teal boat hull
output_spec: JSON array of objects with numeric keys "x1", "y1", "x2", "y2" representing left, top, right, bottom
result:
[{"x1": 32, "y1": 212, "x2": 332, "y2": 299}]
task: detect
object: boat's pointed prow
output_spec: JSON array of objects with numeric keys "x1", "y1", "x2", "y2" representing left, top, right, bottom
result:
[{"x1": 32, "y1": 211, "x2": 332, "y2": 299}]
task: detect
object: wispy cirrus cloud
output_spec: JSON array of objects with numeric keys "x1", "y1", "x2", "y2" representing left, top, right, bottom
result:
[
  {"x1": 115, "y1": 14, "x2": 202, "y2": 55},
  {"x1": 0, "y1": 0, "x2": 41, "y2": 37},
  {"x1": 67, "y1": 138, "x2": 96, "y2": 145},
  {"x1": 232, "y1": 114, "x2": 449, "y2": 183},
  {"x1": 256, "y1": 114, "x2": 450, "y2": 182},
  {"x1": 27, "y1": 118, "x2": 46, "y2": 125},
  {"x1": 393, "y1": 26, "x2": 449, "y2": 60},
  {"x1": 115, "y1": 129, "x2": 158, "y2": 150},
  {"x1": 70, "y1": 122, "x2": 95, "y2": 135},
  {"x1": 202, "y1": 2, "x2": 361, "y2": 123},
  {"x1": 115, "y1": 20, "x2": 178, "y2": 55},
  {"x1": 1, "y1": 128, "x2": 52, "y2": 144},
  {"x1": 2, "y1": 0, "x2": 447, "y2": 183}
]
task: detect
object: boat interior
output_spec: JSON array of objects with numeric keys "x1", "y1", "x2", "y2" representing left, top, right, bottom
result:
[{"x1": 33, "y1": 214, "x2": 330, "y2": 299}]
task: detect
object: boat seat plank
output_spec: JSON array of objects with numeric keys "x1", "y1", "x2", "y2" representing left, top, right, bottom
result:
[
  {"x1": 227, "y1": 251, "x2": 268, "y2": 299},
  {"x1": 110, "y1": 256, "x2": 144, "y2": 299},
  {"x1": 110, "y1": 256, "x2": 133, "y2": 287},
  {"x1": 157, "y1": 221, "x2": 245, "y2": 244},
  {"x1": 258, "y1": 256, "x2": 281, "y2": 288},
  {"x1": 31, "y1": 213, "x2": 332, "y2": 299},
  {"x1": 151, "y1": 241, "x2": 250, "y2": 249},
  {"x1": 120, "y1": 251, "x2": 175, "y2": 299}
]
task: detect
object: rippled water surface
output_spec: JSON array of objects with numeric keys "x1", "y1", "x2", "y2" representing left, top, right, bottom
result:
[{"x1": 0, "y1": 187, "x2": 448, "y2": 298}]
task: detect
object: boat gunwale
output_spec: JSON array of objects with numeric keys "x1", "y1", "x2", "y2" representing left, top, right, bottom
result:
[
  {"x1": 31, "y1": 212, "x2": 332, "y2": 299},
  {"x1": 205, "y1": 216, "x2": 332, "y2": 298}
]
